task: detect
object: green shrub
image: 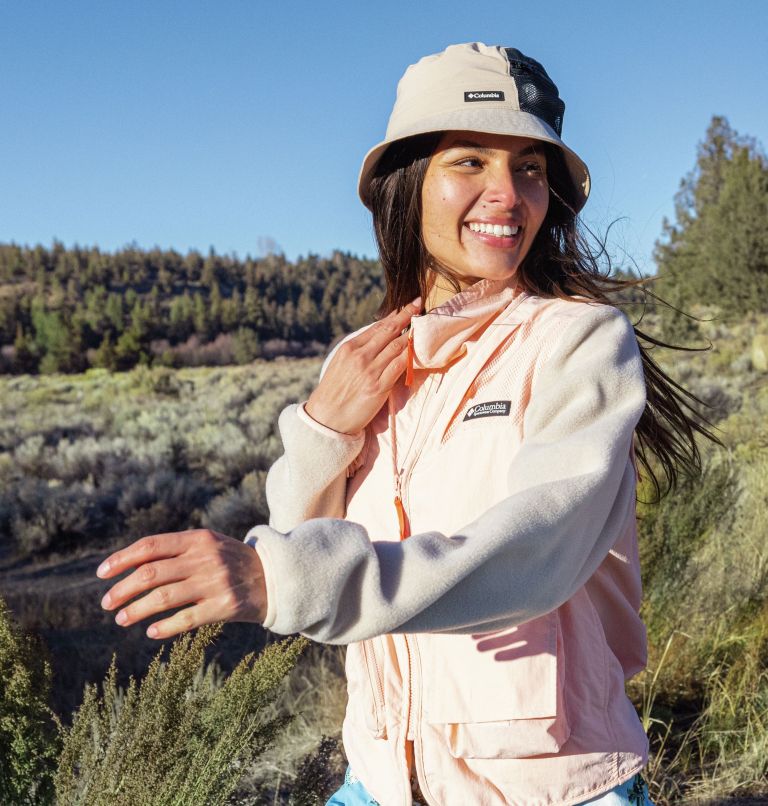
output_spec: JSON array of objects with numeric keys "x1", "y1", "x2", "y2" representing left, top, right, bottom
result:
[
  {"x1": 0, "y1": 597, "x2": 58, "y2": 805},
  {"x1": 54, "y1": 625, "x2": 307, "y2": 806}
]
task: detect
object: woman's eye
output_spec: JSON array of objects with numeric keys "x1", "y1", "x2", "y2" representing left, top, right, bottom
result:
[
  {"x1": 455, "y1": 156, "x2": 484, "y2": 168},
  {"x1": 519, "y1": 161, "x2": 545, "y2": 175}
]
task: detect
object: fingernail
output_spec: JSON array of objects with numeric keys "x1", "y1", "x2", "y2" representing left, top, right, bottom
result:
[
  {"x1": 96, "y1": 560, "x2": 110, "y2": 578},
  {"x1": 101, "y1": 593, "x2": 112, "y2": 609},
  {"x1": 147, "y1": 625, "x2": 158, "y2": 638},
  {"x1": 116, "y1": 610, "x2": 127, "y2": 625},
  {"x1": 412, "y1": 296, "x2": 422, "y2": 309}
]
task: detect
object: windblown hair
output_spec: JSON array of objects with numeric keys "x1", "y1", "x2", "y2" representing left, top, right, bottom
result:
[{"x1": 368, "y1": 133, "x2": 722, "y2": 502}]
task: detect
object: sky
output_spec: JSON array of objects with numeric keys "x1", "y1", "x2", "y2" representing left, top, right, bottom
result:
[{"x1": 1, "y1": 0, "x2": 766, "y2": 276}]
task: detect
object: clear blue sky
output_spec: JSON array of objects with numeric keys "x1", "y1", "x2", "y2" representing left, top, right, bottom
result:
[{"x1": 1, "y1": 0, "x2": 766, "y2": 275}]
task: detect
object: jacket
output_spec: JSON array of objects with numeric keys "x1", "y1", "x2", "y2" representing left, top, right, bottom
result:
[{"x1": 245, "y1": 276, "x2": 650, "y2": 805}]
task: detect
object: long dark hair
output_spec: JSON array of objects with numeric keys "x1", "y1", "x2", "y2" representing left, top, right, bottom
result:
[{"x1": 367, "y1": 132, "x2": 722, "y2": 502}]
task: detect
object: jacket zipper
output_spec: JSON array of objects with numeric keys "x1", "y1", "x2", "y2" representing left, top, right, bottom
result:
[
  {"x1": 391, "y1": 373, "x2": 448, "y2": 802},
  {"x1": 389, "y1": 371, "x2": 437, "y2": 541},
  {"x1": 410, "y1": 635, "x2": 435, "y2": 806},
  {"x1": 400, "y1": 385, "x2": 448, "y2": 519}
]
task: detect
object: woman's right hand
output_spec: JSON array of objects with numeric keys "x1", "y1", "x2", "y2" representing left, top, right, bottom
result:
[{"x1": 305, "y1": 297, "x2": 422, "y2": 434}]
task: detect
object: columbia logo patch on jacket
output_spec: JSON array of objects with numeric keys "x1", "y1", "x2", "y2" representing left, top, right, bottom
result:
[{"x1": 463, "y1": 400, "x2": 512, "y2": 421}]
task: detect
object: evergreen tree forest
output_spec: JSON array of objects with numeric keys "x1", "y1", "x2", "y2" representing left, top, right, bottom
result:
[
  {"x1": 1, "y1": 115, "x2": 765, "y2": 376},
  {"x1": 0, "y1": 247, "x2": 384, "y2": 374}
]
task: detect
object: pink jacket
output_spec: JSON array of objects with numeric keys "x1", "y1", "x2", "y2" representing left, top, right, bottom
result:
[{"x1": 247, "y1": 277, "x2": 649, "y2": 805}]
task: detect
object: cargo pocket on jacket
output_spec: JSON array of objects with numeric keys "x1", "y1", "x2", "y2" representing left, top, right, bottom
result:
[
  {"x1": 346, "y1": 639, "x2": 387, "y2": 739},
  {"x1": 420, "y1": 611, "x2": 569, "y2": 759}
]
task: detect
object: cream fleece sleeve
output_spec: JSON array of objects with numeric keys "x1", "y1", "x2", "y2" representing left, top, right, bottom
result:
[
  {"x1": 263, "y1": 403, "x2": 364, "y2": 532},
  {"x1": 246, "y1": 306, "x2": 646, "y2": 643},
  {"x1": 258, "y1": 329, "x2": 372, "y2": 533}
]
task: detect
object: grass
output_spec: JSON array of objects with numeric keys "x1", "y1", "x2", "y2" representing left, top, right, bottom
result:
[{"x1": 625, "y1": 310, "x2": 768, "y2": 803}]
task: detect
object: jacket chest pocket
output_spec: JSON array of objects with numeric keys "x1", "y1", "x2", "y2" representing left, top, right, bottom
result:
[{"x1": 419, "y1": 611, "x2": 569, "y2": 759}]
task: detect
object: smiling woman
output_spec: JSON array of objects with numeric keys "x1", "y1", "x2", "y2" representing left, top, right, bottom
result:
[{"x1": 97, "y1": 42, "x2": 721, "y2": 806}]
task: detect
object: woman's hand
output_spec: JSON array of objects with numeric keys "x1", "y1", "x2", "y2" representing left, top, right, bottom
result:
[
  {"x1": 305, "y1": 296, "x2": 421, "y2": 434},
  {"x1": 97, "y1": 529, "x2": 268, "y2": 640}
]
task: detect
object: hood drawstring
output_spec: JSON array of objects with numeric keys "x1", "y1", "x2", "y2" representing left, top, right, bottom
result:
[
  {"x1": 404, "y1": 326, "x2": 415, "y2": 389},
  {"x1": 388, "y1": 393, "x2": 410, "y2": 541}
]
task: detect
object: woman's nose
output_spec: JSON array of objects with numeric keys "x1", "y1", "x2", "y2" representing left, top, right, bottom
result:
[{"x1": 482, "y1": 167, "x2": 521, "y2": 209}]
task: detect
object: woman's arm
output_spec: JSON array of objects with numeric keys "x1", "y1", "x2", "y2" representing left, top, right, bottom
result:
[
  {"x1": 261, "y1": 402, "x2": 365, "y2": 532},
  {"x1": 258, "y1": 298, "x2": 421, "y2": 531},
  {"x1": 247, "y1": 305, "x2": 646, "y2": 643},
  {"x1": 96, "y1": 299, "x2": 421, "y2": 640}
]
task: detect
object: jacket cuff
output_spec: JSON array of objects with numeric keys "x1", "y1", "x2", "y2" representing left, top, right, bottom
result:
[
  {"x1": 296, "y1": 402, "x2": 365, "y2": 442},
  {"x1": 279, "y1": 402, "x2": 366, "y2": 482},
  {"x1": 243, "y1": 530, "x2": 278, "y2": 630}
]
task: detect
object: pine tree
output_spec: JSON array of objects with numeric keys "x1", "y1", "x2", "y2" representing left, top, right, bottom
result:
[
  {"x1": 655, "y1": 116, "x2": 768, "y2": 320},
  {"x1": 193, "y1": 293, "x2": 209, "y2": 338},
  {"x1": 92, "y1": 332, "x2": 117, "y2": 371},
  {"x1": 13, "y1": 324, "x2": 38, "y2": 373},
  {"x1": 221, "y1": 288, "x2": 242, "y2": 331}
]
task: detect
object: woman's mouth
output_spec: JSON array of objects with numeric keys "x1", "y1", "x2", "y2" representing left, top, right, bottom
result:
[
  {"x1": 468, "y1": 222, "x2": 519, "y2": 237},
  {"x1": 465, "y1": 221, "x2": 522, "y2": 247}
]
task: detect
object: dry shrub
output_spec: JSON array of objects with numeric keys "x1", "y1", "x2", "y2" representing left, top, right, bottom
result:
[
  {"x1": 239, "y1": 643, "x2": 348, "y2": 802},
  {"x1": 54, "y1": 625, "x2": 307, "y2": 806},
  {"x1": 0, "y1": 597, "x2": 58, "y2": 805},
  {"x1": 203, "y1": 471, "x2": 269, "y2": 539}
]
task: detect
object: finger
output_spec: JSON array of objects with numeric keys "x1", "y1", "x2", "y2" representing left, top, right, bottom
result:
[
  {"x1": 369, "y1": 330, "x2": 410, "y2": 376},
  {"x1": 146, "y1": 604, "x2": 211, "y2": 640},
  {"x1": 96, "y1": 530, "x2": 200, "y2": 579},
  {"x1": 355, "y1": 297, "x2": 421, "y2": 356},
  {"x1": 377, "y1": 350, "x2": 411, "y2": 390},
  {"x1": 114, "y1": 580, "x2": 197, "y2": 628},
  {"x1": 101, "y1": 556, "x2": 191, "y2": 611}
]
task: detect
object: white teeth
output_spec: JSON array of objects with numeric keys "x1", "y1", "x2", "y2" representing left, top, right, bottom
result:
[{"x1": 468, "y1": 222, "x2": 519, "y2": 237}]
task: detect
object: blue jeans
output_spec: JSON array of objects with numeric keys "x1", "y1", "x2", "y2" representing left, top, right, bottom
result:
[{"x1": 326, "y1": 766, "x2": 655, "y2": 805}]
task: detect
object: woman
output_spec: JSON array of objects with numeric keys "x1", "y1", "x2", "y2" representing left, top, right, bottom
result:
[{"x1": 98, "y1": 44, "x2": 709, "y2": 804}]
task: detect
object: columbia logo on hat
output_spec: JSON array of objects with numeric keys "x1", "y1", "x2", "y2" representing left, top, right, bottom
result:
[{"x1": 464, "y1": 90, "x2": 505, "y2": 102}]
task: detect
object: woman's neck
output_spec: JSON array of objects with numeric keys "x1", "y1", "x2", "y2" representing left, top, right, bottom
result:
[{"x1": 425, "y1": 272, "x2": 473, "y2": 311}]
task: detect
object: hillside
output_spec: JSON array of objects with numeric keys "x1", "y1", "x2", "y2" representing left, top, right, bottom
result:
[{"x1": 0, "y1": 244, "x2": 383, "y2": 373}]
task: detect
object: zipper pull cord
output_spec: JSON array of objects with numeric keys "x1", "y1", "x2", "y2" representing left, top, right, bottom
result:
[
  {"x1": 404, "y1": 326, "x2": 415, "y2": 388},
  {"x1": 388, "y1": 394, "x2": 410, "y2": 541}
]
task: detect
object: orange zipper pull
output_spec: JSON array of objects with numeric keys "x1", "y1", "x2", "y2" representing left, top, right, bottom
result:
[
  {"x1": 404, "y1": 328, "x2": 414, "y2": 388},
  {"x1": 394, "y1": 495, "x2": 410, "y2": 540}
]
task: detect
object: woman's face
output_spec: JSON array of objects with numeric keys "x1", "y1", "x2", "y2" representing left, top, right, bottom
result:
[{"x1": 421, "y1": 131, "x2": 550, "y2": 284}]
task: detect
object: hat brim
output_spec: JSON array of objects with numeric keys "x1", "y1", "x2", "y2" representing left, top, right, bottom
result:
[{"x1": 357, "y1": 107, "x2": 590, "y2": 213}]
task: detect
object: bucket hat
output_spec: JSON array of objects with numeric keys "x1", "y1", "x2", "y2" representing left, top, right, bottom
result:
[{"x1": 358, "y1": 42, "x2": 590, "y2": 212}]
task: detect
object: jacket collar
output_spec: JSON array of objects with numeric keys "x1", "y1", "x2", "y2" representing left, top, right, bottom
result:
[{"x1": 410, "y1": 275, "x2": 527, "y2": 370}]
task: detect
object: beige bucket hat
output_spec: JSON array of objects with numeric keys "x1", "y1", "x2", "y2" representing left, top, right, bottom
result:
[{"x1": 358, "y1": 42, "x2": 590, "y2": 212}]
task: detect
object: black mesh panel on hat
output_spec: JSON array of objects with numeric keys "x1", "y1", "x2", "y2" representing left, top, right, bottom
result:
[{"x1": 502, "y1": 48, "x2": 565, "y2": 136}]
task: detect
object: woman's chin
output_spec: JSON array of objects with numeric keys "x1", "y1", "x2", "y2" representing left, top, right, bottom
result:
[{"x1": 464, "y1": 266, "x2": 519, "y2": 285}]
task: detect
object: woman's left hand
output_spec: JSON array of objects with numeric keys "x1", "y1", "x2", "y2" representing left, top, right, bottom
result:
[{"x1": 97, "y1": 529, "x2": 268, "y2": 640}]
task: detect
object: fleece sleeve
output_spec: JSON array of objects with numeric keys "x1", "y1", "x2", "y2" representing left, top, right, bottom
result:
[
  {"x1": 254, "y1": 328, "x2": 373, "y2": 533},
  {"x1": 261, "y1": 403, "x2": 364, "y2": 532},
  {"x1": 246, "y1": 306, "x2": 646, "y2": 643}
]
